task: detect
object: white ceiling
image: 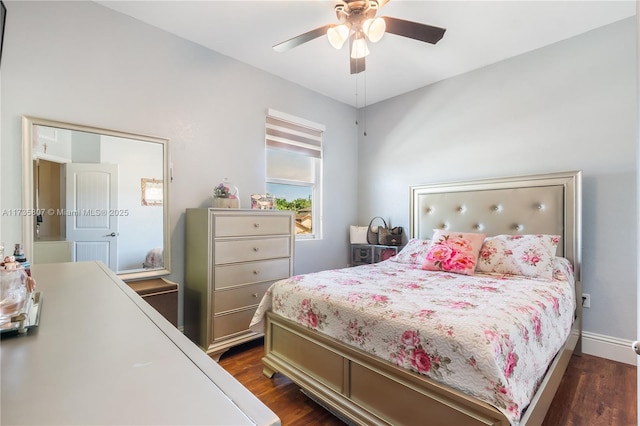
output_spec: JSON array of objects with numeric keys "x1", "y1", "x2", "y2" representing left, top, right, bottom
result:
[{"x1": 97, "y1": 1, "x2": 636, "y2": 107}]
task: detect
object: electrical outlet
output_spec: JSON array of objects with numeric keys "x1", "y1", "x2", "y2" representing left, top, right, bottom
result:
[{"x1": 582, "y1": 293, "x2": 591, "y2": 309}]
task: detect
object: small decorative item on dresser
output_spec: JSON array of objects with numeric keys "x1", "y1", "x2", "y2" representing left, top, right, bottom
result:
[
  {"x1": 1, "y1": 253, "x2": 38, "y2": 333},
  {"x1": 213, "y1": 178, "x2": 240, "y2": 208},
  {"x1": 251, "y1": 194, "x2": 276, "y2": 210}
]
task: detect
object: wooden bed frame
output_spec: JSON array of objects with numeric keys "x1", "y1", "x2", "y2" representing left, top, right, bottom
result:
[{"x1": 261, "y1": 171, "x2": 582, "y2": 426}]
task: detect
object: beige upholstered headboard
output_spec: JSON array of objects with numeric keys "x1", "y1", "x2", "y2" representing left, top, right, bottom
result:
[{"x1": 410, "y1": 171, "x2": 582, "y2": 282}]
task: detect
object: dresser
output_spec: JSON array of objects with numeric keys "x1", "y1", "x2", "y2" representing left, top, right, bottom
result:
[
  {"x1": 184, "y1": 208, "x2": 295, "y2": 360},
  {"x1": 1, "y1": 261, "x2": 280, "y2": 426}
]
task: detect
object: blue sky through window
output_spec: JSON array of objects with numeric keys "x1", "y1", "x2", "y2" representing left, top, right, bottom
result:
[{"x1": 267, "y1": 183, "x2": 311, "y2": 202}]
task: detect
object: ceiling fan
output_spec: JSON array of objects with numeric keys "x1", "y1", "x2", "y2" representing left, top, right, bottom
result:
[{"x1": 273, "y1": 0, "x2": 446, "y2": 74}]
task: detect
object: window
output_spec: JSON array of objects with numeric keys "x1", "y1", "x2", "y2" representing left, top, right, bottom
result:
[{"x1": 265, "y1": 109, "x2": 324, "y2": 239}]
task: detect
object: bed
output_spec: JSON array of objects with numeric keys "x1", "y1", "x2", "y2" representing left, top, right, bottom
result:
[
  {"x1": 250, "y1": 171, "x2": 582, "y2": 426},
  {"x1": 143, "y1": 247, "x2": 164, "y2": 269}
]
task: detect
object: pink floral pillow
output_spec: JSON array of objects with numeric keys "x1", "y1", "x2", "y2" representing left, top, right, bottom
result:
[
  {"x1": 422, "y1": 230, "x2": 485, "y2": 275},
  {"x1": 476, "y1": 234, "x2": 561, "y2": 279},
  {"x1": 392, "y1": 238, "x2": 431, "y2": 264}
]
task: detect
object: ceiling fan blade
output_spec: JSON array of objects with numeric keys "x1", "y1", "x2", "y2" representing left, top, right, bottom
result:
[
  {"x1": 350, "y1": 56, "x2": 366, "y2": 75},
  {"x1": 382, "y1": 16, "x2": 446, "y2": 44},
  {"x1": 273, "y1": 24, "x2": 333, "y2": 53}
]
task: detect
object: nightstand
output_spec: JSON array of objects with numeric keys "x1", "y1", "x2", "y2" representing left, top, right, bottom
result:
[
  {"x1": 127, "y1": 277, "x2": 179, "y2": 327},
  {"x1": 350, "y1": 244, "x2": 399, "y2": 266}
]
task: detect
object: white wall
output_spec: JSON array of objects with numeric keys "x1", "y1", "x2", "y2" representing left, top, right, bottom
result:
[
  {"x1": 357, "y1": 18, "x2": 637, "y2": 345},
  {"x1": 0, "y1": 1, "x2": 359, "y2": 325}
]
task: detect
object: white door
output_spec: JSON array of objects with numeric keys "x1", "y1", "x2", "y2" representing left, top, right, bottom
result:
[{"x1": 65, "y1": 163, "x2": 118, "y2": 270}]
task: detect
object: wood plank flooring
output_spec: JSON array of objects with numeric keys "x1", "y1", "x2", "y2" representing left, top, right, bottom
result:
[{"x1": 218, "y1": 339, "x2": 637, "y2": 426}]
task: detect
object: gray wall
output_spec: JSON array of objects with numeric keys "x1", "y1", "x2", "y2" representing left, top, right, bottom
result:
[
  {"x1": 0, "y1": 1, "x2": 359, "y2": 324},
  {"x1": 357, "y1": 18, "x2": 637, "y2": 341}
]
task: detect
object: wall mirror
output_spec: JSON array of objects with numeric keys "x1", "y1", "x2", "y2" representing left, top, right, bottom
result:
[{"x1": 21, "y1": 116, "x2": 171, "y2": 281}]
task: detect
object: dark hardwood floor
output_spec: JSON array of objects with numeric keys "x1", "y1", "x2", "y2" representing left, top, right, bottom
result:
[{"x1": 218, "y1": 339, "x2": 637, "y2": 426}]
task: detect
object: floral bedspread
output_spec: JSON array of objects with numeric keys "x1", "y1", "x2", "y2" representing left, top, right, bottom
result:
[{"x1": 250, "y1": 258, "x2": 575, "y2": 425}]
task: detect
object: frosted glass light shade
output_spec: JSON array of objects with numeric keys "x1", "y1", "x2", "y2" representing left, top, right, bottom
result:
[
  {"x1": 327, "y1": 24, "x2": 349, "y2": 49},
  {"x1": 350, "y1": 37, "x2": 369, "y2": 59},
  {"x1": 363, "y1": 17, "x2": 386, "y2": 43}
]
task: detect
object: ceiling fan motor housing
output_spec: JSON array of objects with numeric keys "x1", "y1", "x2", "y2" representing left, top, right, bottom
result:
[{"x1": 336, "y1": 0, "x2": 380, "y2": 25}]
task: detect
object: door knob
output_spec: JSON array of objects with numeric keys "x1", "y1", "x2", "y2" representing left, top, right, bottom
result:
[{"x1": 105, "y1": 232, "x2": 118, "y2": 237}]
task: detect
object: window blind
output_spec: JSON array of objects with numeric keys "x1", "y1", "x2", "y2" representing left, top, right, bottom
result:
[{"x1": 265, "y1": 113, "x2": 323, "y2": 159}]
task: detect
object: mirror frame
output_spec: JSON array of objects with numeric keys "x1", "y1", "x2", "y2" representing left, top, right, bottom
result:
[{"x1": 21, "y1": 116, "x2": 171, "y2": 281}]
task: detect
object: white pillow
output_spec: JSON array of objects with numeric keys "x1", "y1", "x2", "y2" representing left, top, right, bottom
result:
[
  {"x1": 392, "y1": 238, "x2": 431, "y2": 264},
  {"x1": 476, "y1": 234, "x2": 561, "y2": 280}
]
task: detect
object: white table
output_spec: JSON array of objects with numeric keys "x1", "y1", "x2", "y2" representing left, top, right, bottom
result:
[{"x1": 1, "y1": 261, "x2": 280, "y2": 426}]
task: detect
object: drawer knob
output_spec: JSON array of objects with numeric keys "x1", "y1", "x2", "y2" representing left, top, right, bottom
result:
[
  {"x1": 252, "y1": 293, "x2": 259, "y2": 298},
  {"x1": 253, "y1": 247, "x2": 259, "y2": 252},
  {"x1": 253, "y1": 270, "x2": 259, "y2": 275},
  {"x1": 254, "y1": 223, "x2": 260, "y2": 228}
]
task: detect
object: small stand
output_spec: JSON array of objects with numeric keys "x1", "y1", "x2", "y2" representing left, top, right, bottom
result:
[{"x1": 350, "y1": 244, "x2": 399, "y2": 266}]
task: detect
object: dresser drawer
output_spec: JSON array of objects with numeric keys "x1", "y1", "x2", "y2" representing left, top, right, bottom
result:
[
  {"x1": 215, "y1": 237, "x2": 290, "y2": 264},
  {"x1": 215, "y1": 258, "x2": 291, "y2": 290},
  {"x1": 214, "y1": 281, "x2": 271, "y2": 313},
  {"x1": 213, "y1": 308, "x2": 258, "y2": 341},
  {"x1": 214, "y1": 214, "x2": 292, "y2": 237}
]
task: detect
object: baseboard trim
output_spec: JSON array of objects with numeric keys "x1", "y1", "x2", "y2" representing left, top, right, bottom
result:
[{"x1": 582, "y1": 331, "x2": 637, "y2": 366}]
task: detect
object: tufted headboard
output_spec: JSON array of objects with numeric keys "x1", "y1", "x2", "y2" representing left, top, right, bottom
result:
[{"x1": 410, "y1": 171, "x2": 582, "y2": 282}]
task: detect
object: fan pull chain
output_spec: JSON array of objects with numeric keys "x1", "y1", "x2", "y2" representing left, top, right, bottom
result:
[
  {"x1": 353, "y1": 57, "x2": 367, "y2": 136},
  {"x1": 363, "y1": 69, "x2": 367, "y2": 136},
  {"x1": 355, "y1": 66, "x2": 359, "y2": 126}
]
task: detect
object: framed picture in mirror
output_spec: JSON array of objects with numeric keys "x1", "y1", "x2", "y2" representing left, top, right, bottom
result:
[{"x1": 141, "y1": 178, "x2": 163, "y2": 206}]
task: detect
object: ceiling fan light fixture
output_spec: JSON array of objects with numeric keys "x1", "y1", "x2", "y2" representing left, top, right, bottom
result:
[
  {"x1": 327, "y1": 24, "x2": 349, "y2": 49},
  {"x1": 351, "y1": 35, "x2": 370, "y2": 59},
  {"x1": 363, "y1": 17, "x2": 386, "y2": 43}
]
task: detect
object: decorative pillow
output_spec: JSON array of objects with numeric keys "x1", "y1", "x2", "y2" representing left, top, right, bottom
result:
[
  {"x1": 476, "y1": 234, "x2": 561, "y2": 279},
  {"x1": 392, "y1": 238, "x2": 431, "y2": 264},
  {"x1": 422, "y1": 230, "x2": 485, "y2": 275}
]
